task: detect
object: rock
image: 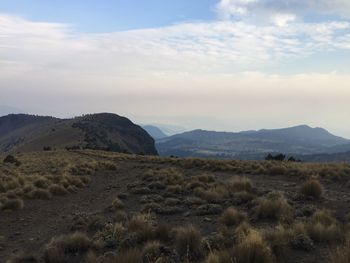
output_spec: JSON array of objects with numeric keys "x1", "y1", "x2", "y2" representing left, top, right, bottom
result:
[{"x1": 183, "y1": 212, "x2": 190, "y2": 217}]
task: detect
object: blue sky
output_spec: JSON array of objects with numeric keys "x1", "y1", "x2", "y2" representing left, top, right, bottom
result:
[
  {"x1": 0, "y1": 0, "x2": 350, "y2": 137},
  {"x1": 0, "y1": 0, "x2": 217, "y2": 32}
]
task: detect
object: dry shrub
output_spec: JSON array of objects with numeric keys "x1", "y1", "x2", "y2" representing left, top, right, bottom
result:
[
  {"x1": 44, "y1": 232, "x2": 92, "y2": 263},
  {"x1": 233, "y1": 229, "x2": 273, "y2": 263},
  {"x1": 175, "y1": 225, "x2": 202, "y2": 256},
  {"x1": 1, "y1": 198, "x2": 23, "y2": 211},
  {"x1": 142, "y1": 241, "x2": 163, "y2": 262},
  {"x1": 305, "y1": 210, "x2": 344, "y2": 243},
  {"x1": 127, "y1": 214, "x2": 154, "y2": 243},
  {"x1": 194, "y1": 185, "x2": 228, "y2": 203},
  {"x1": 49, "y1": 184, "x2": 68, "y2": 196},
  {"x1": 300, "y1": 179, "x2": 323, "y2": 199},
  {"x1": 27, "y1": 189, "x2": 52, "y2": 200},
  {"x1": 197, "y1": 173, "x2": 216, "y2": 183},
  {"x1": 264, "y1": 225, "x2": 293, "y2": 261},
  {"x1": 269, "y1": 166, "x2": 287, "y2": 175},
  {"x1": 166, "y1": 185, "x2": 183, "y2": 194},
  {"x1": 148, "y1": 168, "x2": 184, "y2": 185},
  {"x1": 256, "y1": 192, "x2": 292, "y2": 222},
  {"x1": 111, "y1": 197, "x2": 124, "y2": 210},
  {"x1": 227, "y1": 176, "x2": 252, "y2": 193},
  {"x1": 33, "y1": 177, "x2": 50, "y2": 189},
  {"x1": 220, "y1": 207, "x2": 247, "y2": 227}
]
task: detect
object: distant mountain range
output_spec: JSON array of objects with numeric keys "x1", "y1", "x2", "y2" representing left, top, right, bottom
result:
[
  {"x1": 156, "y1": 125, "x2": 350, "y2": 161},
  {"x1": 0, "y1": 113, "x2": 157, "y2": 155},
  {"x1": 142, "y1": 125, "x2": 168, "y2": 139},
  {"x1": 1, "y1": 112, "x2": 349, "y2": 162}
]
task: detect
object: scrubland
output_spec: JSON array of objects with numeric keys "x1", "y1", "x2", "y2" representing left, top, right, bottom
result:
[{"x1": 1, "y1": 150, "x2": 350, "y2": 263}]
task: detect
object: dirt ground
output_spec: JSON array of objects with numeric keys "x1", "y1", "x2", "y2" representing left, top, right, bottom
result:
[{"x1": 1, "y1": 151, "x2": 350, "y2": 262}]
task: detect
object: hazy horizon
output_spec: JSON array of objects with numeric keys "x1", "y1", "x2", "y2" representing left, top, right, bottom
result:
[{"x1": 1, "y1": 1, "x2": 350, "y2": 137}]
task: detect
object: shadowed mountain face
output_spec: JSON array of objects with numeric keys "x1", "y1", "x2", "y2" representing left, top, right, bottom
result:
[
  {"x1": 0, "y1": 113, "x2": 158, "y2": 155},
  {"x1": 156, "y1": 125, "x2": 349, "y2": 159},
  {"x1": 142, "y1": 125, "x2": 167, "y2": 139}
]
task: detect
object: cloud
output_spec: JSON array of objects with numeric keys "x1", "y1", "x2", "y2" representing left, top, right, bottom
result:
[
  {"x1": 216, "y1": 0, "x2": 350, "y2": 21},
  {"x1": 0, "y1": 13, "x2": 350, "y2": 136}
]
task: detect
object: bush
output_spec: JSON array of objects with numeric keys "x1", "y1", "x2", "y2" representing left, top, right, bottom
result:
[
  {"x1": 27, "y1": 189, "x2": 52, "y2": 200},
  {"x1": 1, "y1": 198, "x2": 23, "y2": 211},
  {"x1": 3, "y1": 155, "x2": 21, "y2": 166},
  {"x1": 264, "y1": 225, "x2": 292, "y2": 260},
  {"x1": 227, "y1": 177, "x2": 252, "y2": 193},
  {"x1": 44, "y1": 232, "x2": 92, "y2": 262},
  {"x1": 111, "y1": 197, "x2": 124, "y2": 210},
  {"x1": 220, "y1": 207, "x2": 247, "y2": 227},
  {"x1": 33, "y1": 178, "x2": 50, "y2": 189},
  {"x1": 49, "y1": 184, "x2": 68, "y2": 196},
  {"x1": 256, "y1": 192, "x2": 292, "y2": 222},
  {"x1": 268, "y1": 166, "x2": 287, "y2": 175},
  {"x1": 175, "y1": 225, "x2": 202, "y2": 256},
  {"x1": 233, "y1": 229, "x2": 273, "y2": 263},
  {"x1": 300, "y1": 179, "x2": 323, "y2": 199},
  {"x1": 305, "y1": 210, "x2": 344, "y2": 243}
]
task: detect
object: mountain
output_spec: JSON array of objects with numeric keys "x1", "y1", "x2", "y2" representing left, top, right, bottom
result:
[
  {"x1": 142, "y1": 125, "x2": 167, "y2": 139},
  {"x1": 0, "y1": 113, "x2": 158, "y2": 155},
  {"x1": 156, "y1": 125, "x2": 349, "y2": 159}
]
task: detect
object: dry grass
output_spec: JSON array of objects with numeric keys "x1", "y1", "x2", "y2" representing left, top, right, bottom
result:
[
  {"x1": 300, "y1": 179, "x2": 323, "y2": 199},
  {"x1": 220, "y1": 207, "x2": 247, "y2": 227},
  {"x1": 228, "y1": 228, "x2": 273, "y2": 263},
  {"x1": 48, "y1": 184, "x2": 68, "y2": 196},
  {"x1": 227, "y1": 176, "x2": 253, "y2": 193},
  {"x1": 111, "y1": 197, "x2": 124, "y2": 210},
  {"x1": 175, "y1": 225, "x2": 202, "y2": 256},
  {"x1": 305, "y1": 210, "x2": 344, "y2": 243},
  {"x1": 27, "y1": 189, "x2": 52, "y2": 200},
  {"x1": 255, "y1": 192, "x2": 292, "y2": 222},
  {"x1": 44, "y1": 232, "x2": 92, "y2": 263}
]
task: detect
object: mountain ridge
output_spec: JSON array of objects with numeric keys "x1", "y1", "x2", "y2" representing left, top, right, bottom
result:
[
  {"x1": 0, "y1": 113, "x2": 158, "y2": 155},
  {"x1": 156, "y1": 125, "x2": 349, "y2": 159}
]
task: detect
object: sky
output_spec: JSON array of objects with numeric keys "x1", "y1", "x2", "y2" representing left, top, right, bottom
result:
[{"x1": 0, "y1": 0, "x2": 350, "y2": 137}]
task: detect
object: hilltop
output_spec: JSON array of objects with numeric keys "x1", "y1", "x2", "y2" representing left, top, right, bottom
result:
[{"x1": 0, "y1": 113, "x2": 157, "y2": 155}]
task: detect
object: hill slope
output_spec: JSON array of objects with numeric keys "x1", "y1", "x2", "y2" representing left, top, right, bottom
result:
[
  {"x1": 0, "y1": 113, "x2": 158, "y2": 155},
  {"x1": 156, "y1": 125, "x2": 349, "y2": 159}
]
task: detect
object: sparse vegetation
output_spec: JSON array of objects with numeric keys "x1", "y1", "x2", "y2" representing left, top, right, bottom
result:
[{"x1": 2, "y1": 150, "x2": 350, "y2": 262}]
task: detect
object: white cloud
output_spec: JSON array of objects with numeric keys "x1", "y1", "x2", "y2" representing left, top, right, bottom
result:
[
  {"x1": 0, "y1": 14, "x2": 350, "y2": 136},
  {"x1": 216, "y1": 0, "x2": 350, "y2": 21},
  {"x1": 271, "y1": 13, "x2": 296, "y2": 27}
]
